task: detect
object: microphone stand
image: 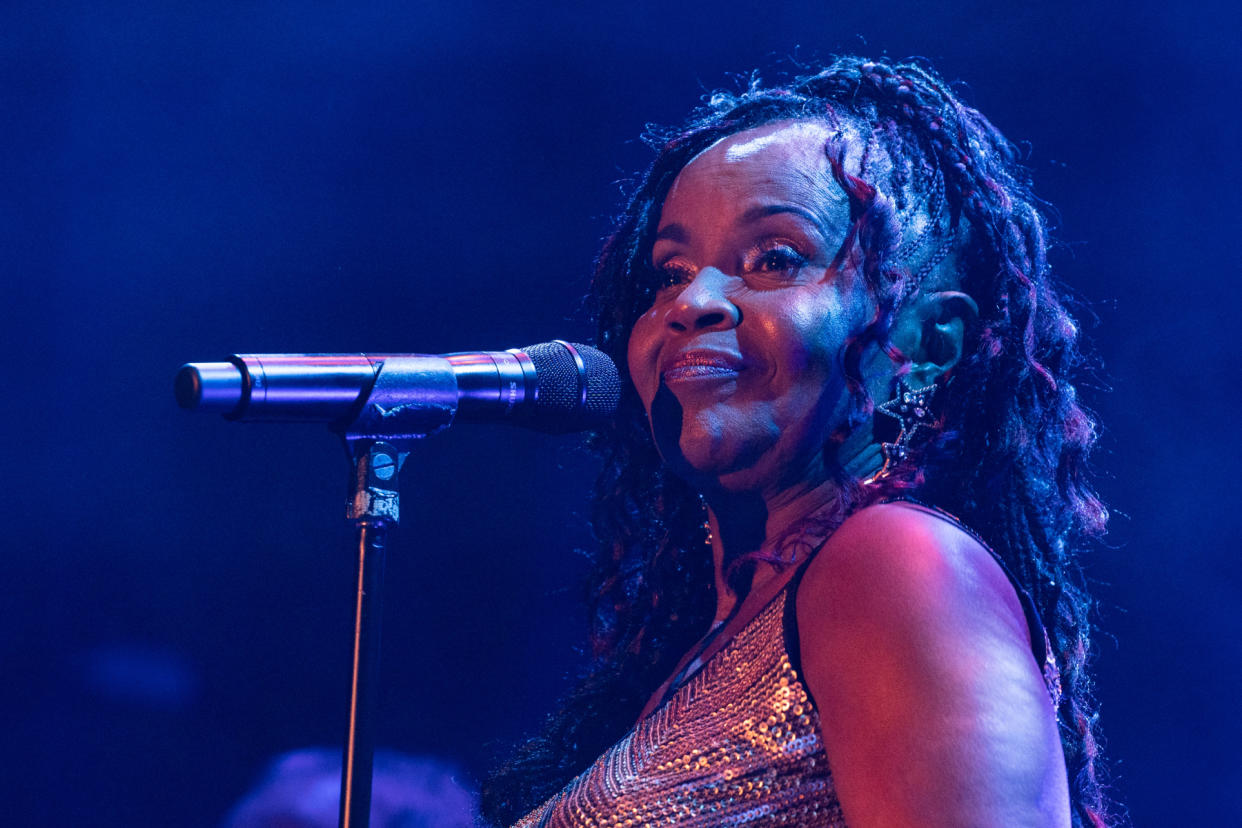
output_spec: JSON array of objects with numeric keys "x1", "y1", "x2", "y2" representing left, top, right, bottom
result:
[
  {"x1": 174, "y1": 346, "x2": 612, "y2": 827},
  {"x1": 333, "y1": 357, "x2": 457, "y2": 828}
]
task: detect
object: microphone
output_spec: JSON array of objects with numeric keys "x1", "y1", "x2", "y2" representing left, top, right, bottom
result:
[{"x1": 174, "y1": 341, "x2": 620, "y2": 435}]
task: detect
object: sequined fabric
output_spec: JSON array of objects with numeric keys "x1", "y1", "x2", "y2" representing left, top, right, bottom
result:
[{"x1": 513, "y1": 587, "x2": 845, "y2": 827}]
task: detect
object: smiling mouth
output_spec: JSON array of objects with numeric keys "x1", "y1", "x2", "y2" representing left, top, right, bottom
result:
[{"x1": 661, "y1": 353, "x2": 743, "y2": 384}]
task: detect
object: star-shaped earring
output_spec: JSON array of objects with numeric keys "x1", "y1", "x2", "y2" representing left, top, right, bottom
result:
[{"x1": 872, "y1": 378, "x2": 939, "y2": 474}]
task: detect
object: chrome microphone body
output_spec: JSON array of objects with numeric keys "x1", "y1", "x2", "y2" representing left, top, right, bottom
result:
[{"x1": 174, "y1": 341, "x2": 619, "y2": 434}]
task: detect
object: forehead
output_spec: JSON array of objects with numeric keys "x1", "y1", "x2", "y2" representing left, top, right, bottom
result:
[
  {"x1": 660, "y1": 120, "x2": 851, "y2": 221},
  {"x1": 715, "y1": 119, "x2": 835, "y2": 166}
]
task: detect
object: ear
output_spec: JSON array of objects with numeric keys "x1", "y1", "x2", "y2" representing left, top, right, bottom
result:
[{"x1": 896, "y1": 290, "x2": 978, "y2": 386}]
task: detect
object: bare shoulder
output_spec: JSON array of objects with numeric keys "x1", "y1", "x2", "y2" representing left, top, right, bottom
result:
[
  {"x1": 798, "y1": 501, "x2": 1029, "y2": 642},
  {"x1": 796, "y1": 502, "x2": 1069, "y2": 827}
]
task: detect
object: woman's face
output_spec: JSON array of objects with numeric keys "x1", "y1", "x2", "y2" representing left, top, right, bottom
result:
[{"x1": 627, "y1": 120, "x2": 875, "y2": 495}]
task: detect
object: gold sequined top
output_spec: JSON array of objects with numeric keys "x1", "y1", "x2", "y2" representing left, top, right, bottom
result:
[{"x1": 514, "y1": 583, "x2": 846, "y2": 827}]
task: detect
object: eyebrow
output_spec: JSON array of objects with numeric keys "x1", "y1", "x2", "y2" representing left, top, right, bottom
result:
[
  {"x1": 738, "y1": 203, "x2": 830, "y2": 236},
  {"x1": 654, "y1": 223, "x2": 688, "y2": 243},
  {"x1": 653, "y1": 203, "x2": 831, "y2": 247}
]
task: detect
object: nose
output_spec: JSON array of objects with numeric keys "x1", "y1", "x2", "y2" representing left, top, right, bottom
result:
[{"x1": 665, "y1": 268, "x2": 741, "y2": 333}]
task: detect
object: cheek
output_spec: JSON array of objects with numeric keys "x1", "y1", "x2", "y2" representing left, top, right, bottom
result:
[
  {"x1": 753, "y1": 289, "x2": 863, "y2": 426},
  {"x1": 777, "y1": 290, "x2": 853, "y2": 373},
  {"x1": 626, "y1": 310, "x2": 662, "y2": 405}
]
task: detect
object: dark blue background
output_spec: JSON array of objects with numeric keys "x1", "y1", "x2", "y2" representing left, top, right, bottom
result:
[{"x1": 4, "y1": 1, "x2": 1238, "y2": 824}]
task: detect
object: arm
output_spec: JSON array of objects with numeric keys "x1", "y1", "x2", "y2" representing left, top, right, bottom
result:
[{"x1": 797, "y1": 502, "x2": 1070, "y2": 827}]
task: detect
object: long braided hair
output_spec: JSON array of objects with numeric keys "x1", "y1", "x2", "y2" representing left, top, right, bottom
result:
[{"x1": 482, "y1": 56, "x2": 1116, "y2": 827}]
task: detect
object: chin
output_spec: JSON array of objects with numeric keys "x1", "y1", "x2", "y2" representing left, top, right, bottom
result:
[
  {"x1": 646, "y1": 386, "x2": 782, "y2": 487},
  {"x1": 671, "y1": 419, "x2": 774, "y2": 487}
]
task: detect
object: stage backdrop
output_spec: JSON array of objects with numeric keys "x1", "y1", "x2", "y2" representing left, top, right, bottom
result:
[{"x1": 4, "y1": 1, "x2": 1239, "y2": 824}]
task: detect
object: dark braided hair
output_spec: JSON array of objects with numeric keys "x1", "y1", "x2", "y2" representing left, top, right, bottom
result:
[{"x1": 483, "y1": 56, "x2": 1116, "y2": 827}]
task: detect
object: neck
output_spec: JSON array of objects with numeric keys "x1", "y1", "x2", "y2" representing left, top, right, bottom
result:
[{"x1": 702, "y1": 476, "x2": 844, "y2": 622}]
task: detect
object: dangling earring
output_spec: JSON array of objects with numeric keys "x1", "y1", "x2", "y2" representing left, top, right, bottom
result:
[
  {"x1": 865, "y1": 378, "x2": 939, "y2": 484},
  {"x1": 699, "y1": 495, "x2": 713, "y2": 546}
]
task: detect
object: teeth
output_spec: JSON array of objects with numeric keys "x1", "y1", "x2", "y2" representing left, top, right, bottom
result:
[
  {"x1": 673, "y1": 364, "x2": 732, "y2": 373},
  {"x1": 664, "y1": 363, "x2": 739, "y2": 380}
]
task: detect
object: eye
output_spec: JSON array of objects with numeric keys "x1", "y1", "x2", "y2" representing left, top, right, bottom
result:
[
  {"x1": 745, "y1": 242, "x2": 808, "y2": 277},
  {"x1": 654, "y1": 258, "x2": 696, "y2": 291}
]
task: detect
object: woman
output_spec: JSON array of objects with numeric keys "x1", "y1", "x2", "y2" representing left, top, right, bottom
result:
[{"x1": 484, "y1": 57, "x2": 1114, "y2": 826}]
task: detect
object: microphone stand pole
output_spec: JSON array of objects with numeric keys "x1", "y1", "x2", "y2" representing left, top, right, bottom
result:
[{"x1": 338, "y1": 440, "x2": 403, "y2": 828}]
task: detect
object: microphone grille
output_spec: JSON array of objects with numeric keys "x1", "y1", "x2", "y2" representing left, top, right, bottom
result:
[
  {"x1": 578, "y1": 344, "x2": 623, "y2": 418},
  {"x1": 522, "y1": 341, "x2": 620, "y2": 431}
]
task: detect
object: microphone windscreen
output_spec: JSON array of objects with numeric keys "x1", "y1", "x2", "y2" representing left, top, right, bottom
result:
[
  {"x1": 578, "y1": 344, "x2": 623, "y2": 419},
  {"x1": 521, "y1": 341, "x2": 620, "y2": 430}
]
